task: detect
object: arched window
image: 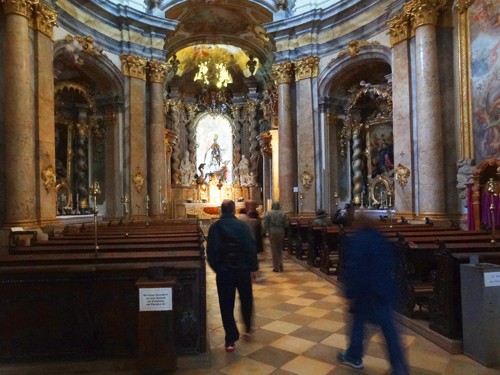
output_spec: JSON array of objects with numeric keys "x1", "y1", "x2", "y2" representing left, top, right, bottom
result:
[{"x1": 195, "y1": 113, "x2": 233, "y2": 182}]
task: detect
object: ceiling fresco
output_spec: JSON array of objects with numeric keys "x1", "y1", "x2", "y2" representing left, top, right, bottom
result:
[{"x1": 162, "y1": 0, "x2": 275, "y2": 69}]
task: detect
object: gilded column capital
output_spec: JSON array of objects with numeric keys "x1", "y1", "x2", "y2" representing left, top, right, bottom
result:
[
  {"x1": 453, "y1": 0, "x2": 473, "y2": 14},
  {"x1": 293, "y1": 56, "x2": 320, "y2": 81},
  {"x1": 164, "y1": 129, "x2": 178, "y2": 156},
  {"x1": 257, "y1": 131, "x2": 273, "y2": 157},
  {"x1": 271, "y1": 61, "x2": 294, "y2": 85},
  {"x1": 387, "y1": 13, "x2": 411, "y2": 46},
  {"x1": 148, "y1": 60, "x2": 171, "y2": 83},
  {"x1": 120, "y1": 54, "x2": 148, "y2": 80},
  {"x1": 404, "y1": 0, "x2": 447, "y2": 29},
  {"x1": 2, "y1": 0, "x2": 39, "y2": 18},
  {"x1": 34, "y1": 3, "x2": 57, "y2": 39}
]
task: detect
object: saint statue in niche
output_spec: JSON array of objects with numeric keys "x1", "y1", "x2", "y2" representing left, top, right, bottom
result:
[
  {"x1": 180, "y1": 151, "x2": 195, "y2": 186},
  {"x1": 205, "y1": 134, "x2": 222, "y2": 173},
  {"x1": 237, "y1": 155, "x2": 251, "y2": 186}
]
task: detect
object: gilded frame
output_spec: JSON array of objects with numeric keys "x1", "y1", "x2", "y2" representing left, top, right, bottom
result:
[{"x1": 455, "y1": 0, "x2": 500, "y2": 161}]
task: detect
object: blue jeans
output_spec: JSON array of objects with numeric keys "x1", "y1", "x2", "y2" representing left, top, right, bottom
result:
[
  {"x1": 216, "y1": 266, "x2": 254, "y2": 345},
  {"x1": 347, "y1": 303, "x2": 409, "y2": 375}
]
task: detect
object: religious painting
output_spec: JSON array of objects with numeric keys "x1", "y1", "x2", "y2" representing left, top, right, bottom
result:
[
  {"x1": 470, "y1": 0, "x2": 500, "y2": 161},
  {"x1": 368, "y1": 124, "x2": 394, "y2": 179}
]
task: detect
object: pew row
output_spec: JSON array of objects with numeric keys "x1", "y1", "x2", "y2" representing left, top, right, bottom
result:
[{"x1": 0, "y1": 220, "x2": 207, "y2": 360}]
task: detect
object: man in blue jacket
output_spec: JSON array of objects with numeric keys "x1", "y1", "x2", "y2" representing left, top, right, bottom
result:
[
  {"x1": 337, "y1": 218, "x2": 409, "y2": 375},
  {"x1": 207, "y1": 199, "x2": 258, "y2": 352}
]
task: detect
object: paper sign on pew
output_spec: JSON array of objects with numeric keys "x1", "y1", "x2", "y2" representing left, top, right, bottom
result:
[
  {"x1": 484, "y1": 271, "x2": 500, "y2": 287},
  {"x1": 139, "y1": 288, "x2": 173, "y2": 311}
]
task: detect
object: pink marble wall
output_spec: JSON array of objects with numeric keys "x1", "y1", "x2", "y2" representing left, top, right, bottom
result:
[
  {"x1": 392, "y1": 40, "x2": 415, "y2": 215},
  {"x1": 296, "y1": 78, "x2": 316, "y2": 214},
  {"x1": 36, "y1": 32, "x2": 57, "y2": 224},
  {"x1": 129, "y1": 77, "x2": 147, "y2": 218}
]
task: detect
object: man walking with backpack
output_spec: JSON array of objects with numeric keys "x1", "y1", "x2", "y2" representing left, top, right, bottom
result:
[{"x1": 206, "y1": 199, "x2": 259, "y2": 352}]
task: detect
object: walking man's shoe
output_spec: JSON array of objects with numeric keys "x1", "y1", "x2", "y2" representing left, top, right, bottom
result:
[
  {"x1": 225, "y1": 343, "x2": 235, "y2": 352},
  {"x1": 336, "y1": 351, "x2": 364, "y2": 369}
]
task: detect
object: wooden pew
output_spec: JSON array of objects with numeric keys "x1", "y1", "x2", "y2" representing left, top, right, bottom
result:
[
  {"x1": 429, "y1": 246, "x2": 500, "y2": 340},
  {"x1": 295, "y1": 218, "x2": 313, "y2": 261},
  {"x1": 318, "y1": 226, "x2": 342, "y2": 275},
  {"x1": 1, "y1": 221, "x2": 207, "y2": 360},
  {"x1": 286, "y1": 218, "x2": 299, "y2": 256},
  {"x1": 396, "y1": 238, "x2": 499, "y2": 319},
  {"x1": 336, "y1": 226, "x2": 471, "y2": 284}
]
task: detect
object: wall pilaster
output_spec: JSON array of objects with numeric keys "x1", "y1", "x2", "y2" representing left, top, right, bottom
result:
[
  {"x1": 272, "y1": 61, "x2": 295, "y2": 214},
  {"x1": 120, "y1": 54, "x2": 148, "y2": 219},
  {"x1": 34, "y1": 3, "x2": 58, "y2": 224},
  {"x1": 294, "y1": 56, "x2": 319, "y2": 214},
  {"x1": 388, "y1": 13, "x2": 415, "y2": 216},
  {"x1": 147, "y1": 60, "x2": 170, "y2": 217}
]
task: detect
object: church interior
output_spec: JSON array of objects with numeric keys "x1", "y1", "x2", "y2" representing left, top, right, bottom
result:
[{"x1": 0, "y1": 0, "x2": 499, "y2": 373}]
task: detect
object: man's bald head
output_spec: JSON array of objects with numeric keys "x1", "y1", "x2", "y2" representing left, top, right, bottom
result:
[{"x1": 221, "y1": 199, "x2": 236, "y2": 214}]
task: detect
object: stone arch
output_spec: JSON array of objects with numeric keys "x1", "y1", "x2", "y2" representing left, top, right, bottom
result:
[
  {"x1": 317, "y1": 44, "x2": 392, "y2": 207},
  {"x1": 317, "y1": 44, "x2": 391, "y2": 97},
  {"x1": 53, "y1": 35, "x2": 125, "y2": 217}
]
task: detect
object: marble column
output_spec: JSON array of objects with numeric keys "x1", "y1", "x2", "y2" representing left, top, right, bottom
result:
[
  {"x1": 34, "y1": 3, "x2": 58, "y2": 224},
  {"x1": 147, "y1": 60, "x2": 170, "y2": 217},
  {"x1": 294, "y1": 56, "x2": 319, "y2": 214},
  {"x1": 2, "y1": 0, "x2": 39, "y2": 226},
  {"x1": 387, "y1": 13, "x2": 415, "y2": 216},
  {"x1": 318, "y1": 98, "x2": 331, "y2": 211},
  {"x1": 257, "y1": 131, "x2": 272, "y2": 212},
  {"x1": 270, "y1": 129, "x2": 279, "y2": 203},
  {"x1": 404, "y1": 0, "x2": 446, "y2": 217},
  {"x1": 120, "y1": 54, "x2": 149, "y2": 219},
  {"x1": 164, "y1": 129, "x2": 178, "y2": 218},
  {"x1": 271, "y1": 61, "x2": 295, "y2": 214}
]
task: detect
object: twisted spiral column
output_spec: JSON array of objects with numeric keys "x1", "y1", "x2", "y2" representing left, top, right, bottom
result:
[
  {"x1": 351, "y1": 126, "x2": 363, "y2": 205},
  {"x1": 246, "y1": 100, "x2": 259, "y2": 177},
  {"x1": 230, "y1": 104, "x2": 242, "y2": 181},
  {"x1": 186, "y1": 104, "x2": 198, "y2": 167},
  {"x1": 75, "y1": 124, "x2": 90, "y2": 210},
  {"x1": 170, "y1": 100, "x2": 185, "y2": 185}
]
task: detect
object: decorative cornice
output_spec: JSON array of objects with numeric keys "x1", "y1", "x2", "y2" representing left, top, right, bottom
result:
[
  {"x1": 387, "y1": 13, "x2": 411, "y2": 46},
  {"x1": 120, "y1": 54, "x2": 148, "y2": 80},
  {"x1": 257, "y1": 131, "x2": 273, "y2": 157},
  {"x1": 34, "y1": 3, "x2": 57, "y2": 39},
  {"x1": 333, "y1": 40, "x2": 381, "y2": 61},
  {"x1": 404, "y1": 0, "x2": 447, "y2": 29},
  {"x1": 148, "y1": 60, "x2": 170, "y2": 83},
  {"x1": 271, "y1": 61, "x2": 294, "y2": 85},
  {"x1": 2, "y1": 0, "x2": 39, "y2": 18},
  {"x1": 293, "y1": 56, "x2": 319, "y2": 81}
]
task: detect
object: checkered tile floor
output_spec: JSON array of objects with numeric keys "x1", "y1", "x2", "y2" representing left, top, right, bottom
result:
[{"x1": 183, "y1": 244, "x2": 500, "y2": 375}]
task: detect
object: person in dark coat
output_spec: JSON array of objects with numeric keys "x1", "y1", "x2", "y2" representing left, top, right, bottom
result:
[
  {"x1": 337, "y1": 218, "x2": 409, "y2": 375},
  {"x1": 206, "y1": 199, "x2": 258, "y2": 352}
]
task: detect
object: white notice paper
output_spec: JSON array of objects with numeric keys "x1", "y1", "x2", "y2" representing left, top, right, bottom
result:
[
  {"x1": 484, "y1": 272, "x2": 500, "y2": 287},
  {"x1": 139, "y1": 288, "x2": 172, "y2": 311}
]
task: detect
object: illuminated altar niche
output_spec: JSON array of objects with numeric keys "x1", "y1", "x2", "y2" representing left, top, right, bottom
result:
[{"x1": 196, "y1": 113, "x2": 233, "y2": 182}]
